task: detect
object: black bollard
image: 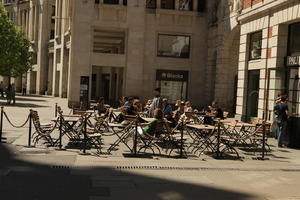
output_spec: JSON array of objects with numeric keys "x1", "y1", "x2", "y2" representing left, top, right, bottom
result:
[
  {"x1": 133, "y1": 118, "x2": 138, "y2": 156},
  {"x1": 59, "y1": 115, "x2": 63, "y2": 149},
  {"x1": 28, "y1": 110, "x2": 32, "y2": 147},
  {"x1": 216, "y1": 119, "x2": 221, "y2": 158},
  {"x1": 0, "y1": 107, "x2": 4, "y2": 143},
  {"x1": 79, "y1": 115, "x2": 90, "y2": 155},
  {"x1": 262, "y1": 120, "x2": 266, "y2": 160},
  {"x1": 180, "y1": 121, "x2": 184, "y2": 158}
]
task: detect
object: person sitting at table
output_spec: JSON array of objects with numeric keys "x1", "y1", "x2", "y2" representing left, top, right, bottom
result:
[
  {"x1": 142, "y1": 108, "x2": 164, "y2": 136},
  {"x1": 124, "y1": 108, "x2": 165, "y2": 142},
  {"x1": 133, "y1": 99, "x2": 143, "y2": 113},
  {"x1": 173, "y1": 101, "x2": 185, "y2": 123},
  {"x1": 162, "y1": 98, "x2": 173, "y2": 118},
  {"x1": 96, "y1": 97, "x2": 107, "y2": 115},
  {"x1": 210, "y1": 101, "x2": 224, "y2": 120},
  {"x1": 204, "y1": 101, "x2": 224, "y2": 124},
  {"x1": 123, "y1": 97, "x2": 137, "y2": 116},
  {"x1": 185, "y1": 101, "x2": 193, "y2": 112}
]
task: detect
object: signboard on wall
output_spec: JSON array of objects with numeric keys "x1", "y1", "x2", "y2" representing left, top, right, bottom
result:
[
  {"x1": 286, "y1": 56, "x2": 300, "y2": 67},
  {"x1": 156, "y1": 70, "x2": 189, "y2": 82},
  {"x1": 156, "y1": 70, "x2": 189, "y2": 103}
]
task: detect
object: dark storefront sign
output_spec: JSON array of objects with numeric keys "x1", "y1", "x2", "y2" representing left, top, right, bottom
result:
[
  {"x1": 156, "y1": 70, "x2": 189, "y2": 82},
  {"x1": 156, "y1": 70, "x2": 189, "y2": 103},
  {"x1": 286, "y1": 56, "x2": 300, "y2": 67}
]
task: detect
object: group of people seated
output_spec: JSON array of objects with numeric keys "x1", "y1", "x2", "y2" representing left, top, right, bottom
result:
[{"x1": 94, "y1": 87, "x2": 226, "y2": 132}]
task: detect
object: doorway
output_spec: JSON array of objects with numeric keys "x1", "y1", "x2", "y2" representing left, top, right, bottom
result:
[
  {"x1": 246, "y1": 70, "x2": 260, "y2": 122},
  {"x1": 101, "y1": 74, "x2": 110, "y2": 102}
]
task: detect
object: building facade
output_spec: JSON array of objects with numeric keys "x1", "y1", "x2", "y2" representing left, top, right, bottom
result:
[
  {"x1": 2, "y1": 0, "x2": 214, "y2": 108},
  {"x1": 236, "y1": 0, "x2": 300, "y2": 121}
]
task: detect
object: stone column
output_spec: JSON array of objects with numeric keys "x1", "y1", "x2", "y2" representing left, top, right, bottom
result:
[
  {"x1": 47, "y1": 53, "x2": 54, "y2": 95},
  {"x1": 157, "y1": 0, "x2": 161, "y2": 9},
  {"x1": 193, "y1": 0, "x2": 198, "y2": 11},
  {"x1": 36, "y1": 0, "x2": 51, "y2": 94}
]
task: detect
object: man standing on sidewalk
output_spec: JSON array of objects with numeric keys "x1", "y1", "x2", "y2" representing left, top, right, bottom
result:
[
  {"x1": 148, "y1": 88, "x2": 162, "y2": 117},
  {"x1": 0, "y1": 81, "x2": 4, "y2": 97},
  {"x1": 274, "y1": 95, "x2": 289, "y2": 147}
]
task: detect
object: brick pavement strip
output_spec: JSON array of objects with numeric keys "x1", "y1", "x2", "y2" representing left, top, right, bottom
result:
[{"x1": 0, "y1": 95, "x2": 300, "y2": 199}]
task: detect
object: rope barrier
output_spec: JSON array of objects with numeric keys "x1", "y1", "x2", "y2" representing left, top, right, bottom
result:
[{"x1": 3, "y1": 111, "x2": 30, "y2": 128}]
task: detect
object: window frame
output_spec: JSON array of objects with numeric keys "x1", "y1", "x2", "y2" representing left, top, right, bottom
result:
[
  {"x1": 249, "y1": 31, "x2": 263, "y2": 61},
  {"x1": 157, "y1": 34, "x2": 191, "y2": 59}
]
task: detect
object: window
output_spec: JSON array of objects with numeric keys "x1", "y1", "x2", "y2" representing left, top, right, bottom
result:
[
  {"x1": 198, "y1": 0, "x2": 206, "y2": 12},
  {"x1": 146, "y1": 0, "x2": 156, "y2": 9},
  {"x1": 179, "y1": 0, "x2": 193, "y2": 11},
  {"x1": 249, "y1": 31, "x2": 262, "y2": 60},
  {"x1": 157, "y1": 34, "x2": 190, "y2": 58},
  {"x1": 288, "y1": 22, "x2": 300, "y2": 56},
  {"x1": 103, "y1": 0, "x2": 119, "y2": 4},
  {"x1": 161, "y1": 0, "x2": 175, "y2": 10}
]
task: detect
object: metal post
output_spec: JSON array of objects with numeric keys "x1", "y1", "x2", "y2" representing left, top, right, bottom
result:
[
  {"x1": 59, "y1": 115, "x2": 62, "y2": 149},
  {"x1": 133, "y1": 118, "x2": 138, "y2": 156},
  {"x1": 55, "y1": 103, "x2": 58, "y2": 117},
  {"x1": 0, "y1": 107, "x2": 4, "y2": 143},
  {"x1": 28, "y1": 110, "x2": 32, "y2": 147},
  {"x1": 216, "y1": 119, "x2": 221, "y2": 158},
  {"x1": 83, "y1": 116, "x2": 87, "y2": 154},
  {"x1": 262, "y1": 120, "x2": 266, "y2": 160},
  {"x1": 180, "y1": 121, "x2": 184, "y2": 158}
]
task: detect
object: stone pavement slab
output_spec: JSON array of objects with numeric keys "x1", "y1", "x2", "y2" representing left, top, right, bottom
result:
[{"x1": 1, "y1": 95, "x2": 300, "y2": 200}]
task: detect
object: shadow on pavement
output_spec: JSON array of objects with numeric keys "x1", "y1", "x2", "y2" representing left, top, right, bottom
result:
[
  {"x1": 0, "y1": 143, "x2": 258, "y2": 200},
  {"x1": 0, "y1": 102, "x2": 49, "y2": 108}
]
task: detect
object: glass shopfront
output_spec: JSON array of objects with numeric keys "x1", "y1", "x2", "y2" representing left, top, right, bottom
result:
[{"x1": 156, "y1": 70, "x2": 189, "y2": 104}]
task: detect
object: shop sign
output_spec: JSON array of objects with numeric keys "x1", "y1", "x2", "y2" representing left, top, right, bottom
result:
[
  {"x1": 286, "y1": 56, "x2": 300, "y2": 67},
  {"x1": 156, "y1": 70, "x2": 189, "y2": 82}
]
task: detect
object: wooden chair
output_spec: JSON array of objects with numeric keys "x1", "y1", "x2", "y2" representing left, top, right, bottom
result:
[{"x1": 31, "y1": 110, "x2": 55, "y2": 146}]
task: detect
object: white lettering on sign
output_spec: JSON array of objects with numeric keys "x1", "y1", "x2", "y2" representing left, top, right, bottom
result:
[{"x1": 287, "y1": 56, "x2": 300, "y2": 66}]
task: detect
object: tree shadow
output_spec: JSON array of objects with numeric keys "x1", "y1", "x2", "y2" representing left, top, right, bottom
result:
[{"x1": 0, "y1": 143, "x2": 258, "y2": 200}]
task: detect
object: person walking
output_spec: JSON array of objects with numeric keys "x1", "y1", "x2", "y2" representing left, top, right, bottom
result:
[
  {"x1": 0, "y1": 81, "x2": 4, "y2": 97},
  {"x1": 6, "y1": 84, "x2": 12, "y2": 104},
  {"x1": 274, "y1": 95, "x2": 289, "y2": 147},
  {"x1": 22, "y1": 82, "x2": 27, "y2": 96}
]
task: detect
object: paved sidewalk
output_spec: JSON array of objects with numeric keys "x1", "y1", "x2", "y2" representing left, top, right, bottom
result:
[{"x1": 0, "y1": 95, "x2": 300, "y2": 200}]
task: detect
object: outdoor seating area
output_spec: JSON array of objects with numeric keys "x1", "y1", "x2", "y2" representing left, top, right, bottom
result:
[{"x1": 0, "y1": 100, "x2": 273, "y2": 161}]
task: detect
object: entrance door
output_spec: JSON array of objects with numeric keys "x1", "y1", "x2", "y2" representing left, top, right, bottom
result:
[
  {"x1": 101, "y1": 74, "x2": 110, "y2": 101},
  {"x1": 246, "y1": 70, "x2": 260, "y2": 122}
]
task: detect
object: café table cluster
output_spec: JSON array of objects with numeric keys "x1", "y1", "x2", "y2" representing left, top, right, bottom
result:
[{"x1": 28, "y1": 105, "x2": 272, "y2": 159}]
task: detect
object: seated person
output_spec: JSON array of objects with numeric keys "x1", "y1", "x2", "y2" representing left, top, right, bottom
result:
[
  {"x1": 173, "y1": 101, "x2": 185, "y2": 122},
  {"x1": 142, "y1": 108, "x2": 164, "y2": 136},
  {"x1": 162, "y1": 98, "x2": 173, "y2": 119},
  {"x1": 204, "y1": 101, "x2": 224, "y2": 124},
  {"x1": 133, "y1": 99, "x2": 143, "y2": 113},
  {"x1": 123, "y1": 97, "x2": 136, "y2": 116},
  {"x1": 96, "y1": 97, "x2": 107, "y2": 115},
  {"x1": 185, "y1": 101, "x2": 193, "y2": 112},
  {"x1": 125, "y1": 108, "x2": 165, "y2": 141}
]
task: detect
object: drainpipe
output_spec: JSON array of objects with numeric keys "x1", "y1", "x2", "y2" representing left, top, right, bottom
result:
[{"x1": 263, "y1": 11, "x2": 271, "y2": 121}]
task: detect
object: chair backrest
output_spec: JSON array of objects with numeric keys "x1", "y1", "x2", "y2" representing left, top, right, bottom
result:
[
  {"x1": 255, "y1": 123, "x2": 271, "y2": 135},
  {"x1": 57, "y1": 106, "x2": 63, "y2": 115},
  {"x1": 73, "y1": 108, "x2": 86, "y2": 115},
  {"x1": 30, "y1": 110, "x2": 41, "y2": 129}
]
